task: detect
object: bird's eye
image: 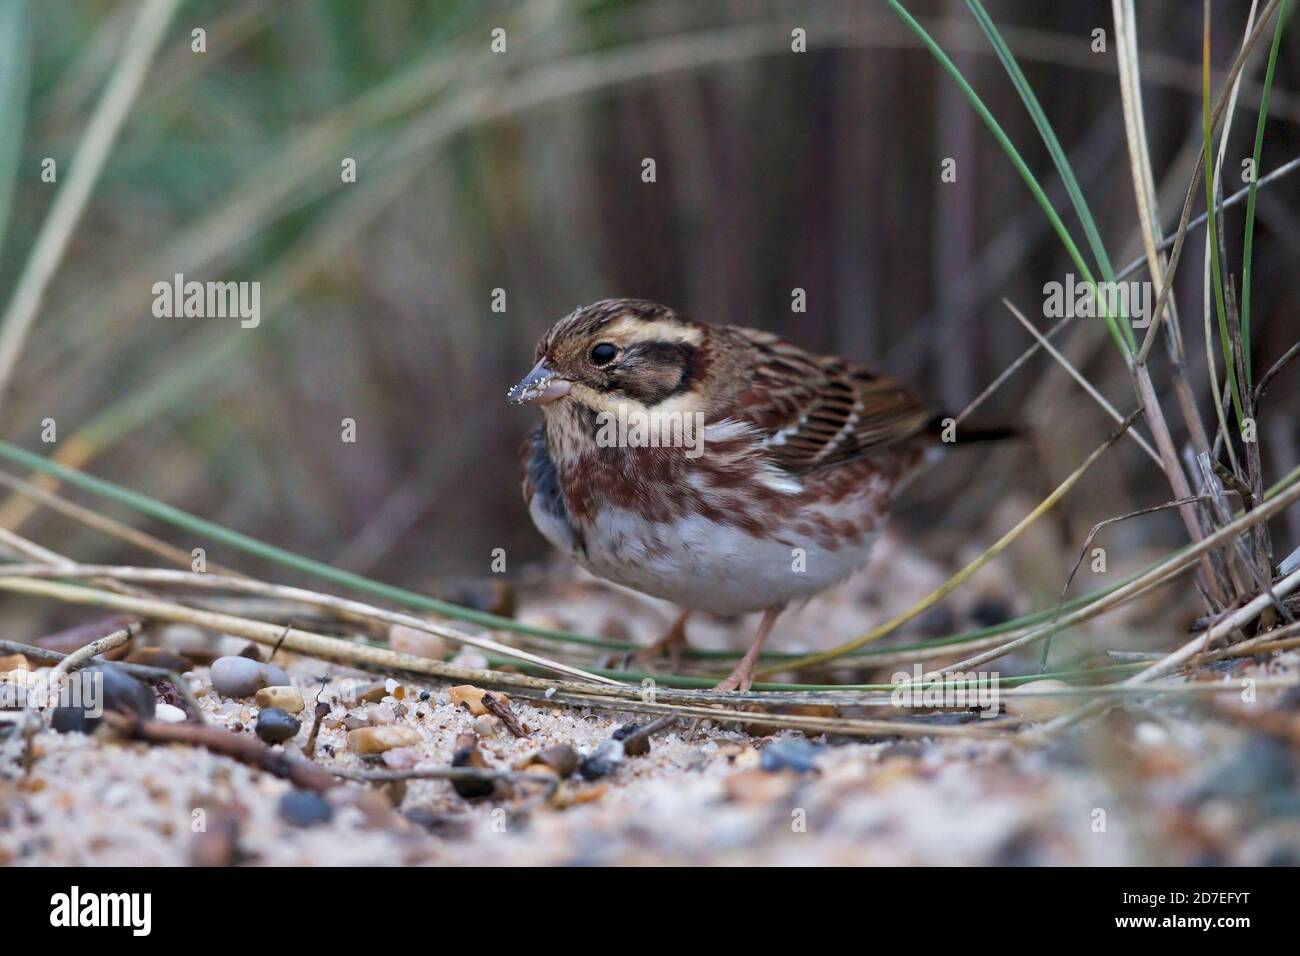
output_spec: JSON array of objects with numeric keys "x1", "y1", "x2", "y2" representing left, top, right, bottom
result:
[{"x1": 590, "y1": 343, "x2": 619, "y2": 366}]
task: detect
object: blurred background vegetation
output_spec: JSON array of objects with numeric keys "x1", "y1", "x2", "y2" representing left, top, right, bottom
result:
[{"x1": 0, "y1": 0, "x2": 1296, "y2": 628}]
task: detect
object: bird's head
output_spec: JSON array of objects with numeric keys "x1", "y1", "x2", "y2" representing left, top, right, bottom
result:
[{"x1": 508, "y1": 298, "x2": 709, "y2": 418}]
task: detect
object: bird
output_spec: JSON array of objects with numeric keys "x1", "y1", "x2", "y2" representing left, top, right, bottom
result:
[{"x1": 509, "y1": 298, "x2": 1009, "y2": 691}]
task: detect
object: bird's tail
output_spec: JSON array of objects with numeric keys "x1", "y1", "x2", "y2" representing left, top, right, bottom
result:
[{"x1": 924, "y1": 414, "x2": 1021, "y2": 445}]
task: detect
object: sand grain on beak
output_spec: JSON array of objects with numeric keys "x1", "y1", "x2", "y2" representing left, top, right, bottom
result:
[{"x1": 508, "y1": 359, "x2": 572, "y2": 405}]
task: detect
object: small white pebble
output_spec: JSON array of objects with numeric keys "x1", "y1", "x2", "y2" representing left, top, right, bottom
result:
[
  {"x1": 154, "y1": 703, "x2": 187, "y2": 723},
  {"x1": 450, "y1": 652, "x2": 488, "y2": 670},
  {"x1": 544, "y1": 687, "x2": 556, "y2": 699},
  {"x1": 381, "y1": 747, "x2": 418, "y2": 770},
  {"x1": 1134, "y1": 722, "x2": 1167, "y2": 747}
]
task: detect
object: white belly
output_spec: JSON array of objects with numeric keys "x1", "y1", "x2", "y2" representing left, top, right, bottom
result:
[{"x1": 573, "y1": 506, "x2": 880, "y2": 616}]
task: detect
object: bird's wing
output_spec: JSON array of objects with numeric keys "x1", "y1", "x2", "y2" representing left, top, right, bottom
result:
[{"x1": 723, "y1": 326, "x2": 934, "y2": 475}]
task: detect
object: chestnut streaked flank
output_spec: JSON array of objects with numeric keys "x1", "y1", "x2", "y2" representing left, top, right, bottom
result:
[{"x1": 510, "y1": 298, "x2": 1007, "y2": 691}]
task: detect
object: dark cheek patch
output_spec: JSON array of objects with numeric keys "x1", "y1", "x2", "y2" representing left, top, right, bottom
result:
[{"x1": 611, "y1": 342, "x2": 696, "y2": 406}]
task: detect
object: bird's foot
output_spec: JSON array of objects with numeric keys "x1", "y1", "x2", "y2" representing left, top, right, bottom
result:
[
  {"x1": 630, "y1": 609, "x2": 691, "y2": 673},
  {"x1": 711, "y1": 658, "x2": 756, "y2": 693},
  {"x1": 709, "y1": 605, "x2": 783, "y2": 693}
]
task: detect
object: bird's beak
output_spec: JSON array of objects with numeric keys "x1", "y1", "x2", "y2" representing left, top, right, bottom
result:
[{"x1": 508, "y1": 359, "x2": 572, "y2": 405}]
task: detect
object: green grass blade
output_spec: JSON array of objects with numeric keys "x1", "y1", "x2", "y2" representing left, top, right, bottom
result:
[
  {"x1": 1241, "y1": 0, "x2": 1292, "y2": 386},
  {"x1": 1202, "y1": 6, "x2": 1245, "y2": 428},
  {"x1": 0, "y1": 438, "x2": 1200, "y2": 665},
  {"x1": 0, "y1": 0, "x2": 31, "y2": 266},
  {"x1": 885, "y1": 0, "x2": 1132, "y2": 359},
  {"x1": 963, "y1": 0, "x2": 1136, "y2": 353}
]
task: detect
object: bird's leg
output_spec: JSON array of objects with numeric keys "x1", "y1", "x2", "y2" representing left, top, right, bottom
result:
[
  {"x1": 712, "y1": 605, "x2": 783, "y2": 692},
  {"x1": 632, "y1": 608, "x2": 692, "y2": 672}
]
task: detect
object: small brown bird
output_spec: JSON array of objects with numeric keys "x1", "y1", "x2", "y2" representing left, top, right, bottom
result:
[{"x1": 510, "y1": 298, "x2": 1005, "y2": 691}]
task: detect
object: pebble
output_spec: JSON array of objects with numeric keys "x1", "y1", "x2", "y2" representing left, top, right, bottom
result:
[
  {"x1": 579, "y1": 739, "x2": 625, "y2": 780},
  {"x1": 724, "y1": 767, "x2": 799, "y2": 803},
  {"x1": 348, "y1": 682, "x2": 388, "y2": 705},
  {"x1": 368, "y1": 703, "x2": 397, "y2": 725},
  {"x1": 450, "y1": 652, "x2": 488, "y2": 670},
  {"x1": 1134, "y1": 721, "x2": 1168, "y2": 747},
  {"x1": 156, "y1": 624, "x2": 216, "y2": 661},
  {"x1": 441, "y1": 578, "x2": 515, "y2": 617},
  {"x1": 450, "y1": 685, "x2": 507, "y2": 716},
  {"x1": 527, "y1": 744, "x2": 579, "y2": 779},
  {"x1": 450, "y1": 733, "x2": 495, "y2": 799},
  {"x1": 209, "y1": 657, "x2": 289, "y2": 698},
  {"x1": 189, "y1": 807, "x2": 241, "y2": 865},
  {"x1": 970, "y1": 596, "x2": 1013, "y2": 627},
  {"x1": 51, "y1": 663, "x2": 156, "y2": 734},
  {"x1": 402, "y1": 807, "x2": 464, "y2": 835},
  {"x1": 254, "y1": 685, "x2": 304, "y2": 714},
  {"x1": 255, "y1": 707, "x2": 302, "y2": 745},
  {"x1": 612, "y1": 722, "x2": 650, "y2": 757},
  {"x1": 1003, "y1": 680, "x2": 1070, "y2": 721},
  {"x1": 381, "y1": 747, "x2": 418, "y2": 770},
  {"x1": 388, "y1": 623, "x2": 447, "y2": 661},
  {"x1": 348, "y1": 725, "x2": 420, "y2": 754},
  {"x1": 278, "y1": 790, "x2": 334, "y2": 828},
  {"x1": 759, "y1": 738, "x2": 824, "y2": 774},
  {"x1": 474, "y1": 714, "x2": 501, "y2": 738},
  {"x1": 154, "y1": 703, "x2": 188, "y2": 724}
]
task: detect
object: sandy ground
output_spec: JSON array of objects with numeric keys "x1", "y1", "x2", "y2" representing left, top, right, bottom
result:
[{"x1": 3, "y1": 535, "x2": 1299, "y2": 866}]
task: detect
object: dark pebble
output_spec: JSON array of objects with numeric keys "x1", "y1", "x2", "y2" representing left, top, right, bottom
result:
[
  {"x1": 278, "y1": 790, "x2": 333, "y2": 828},
  {"x1": 441, "y1": 579, "x2": 515, "y2": 618},
  {"x1": 579, "y1": 739, "x2": 625, "y2": 780},
  {"x1": 612, "y1": 722, "x2": 650, "y2": 757},
  {"x1": 970, "y1": 597, "x2": 1013, "y2": 628},
  {"x1": 451, "y1": 733, "x2": 495, "y2": 799},
  {"x1": 51, "y1": 663, "x2": 155, "y2": 734},
  {"x1": 1278, "y1": 686, "x2": 1300, "y2": 711},
  {"x1": 402, "y1": 807, "x2": 467, "y2": 836},
  {"x1": 533, "y1": 744, "x2": 580, "y2": 778},
  {"x1": 760, "y1": 738, "x2": 824, "y2": 774},
  {"x1": 255, "y1": 707, "x2": 301, "y2": 745}
]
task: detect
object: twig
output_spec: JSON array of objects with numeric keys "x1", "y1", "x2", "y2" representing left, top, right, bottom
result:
[
  {"x1": 0, "y1": 564, "x2": 619, "y2": 686},
  {"x1": 481, "y1": 691, "x2": 527, "y2": 738},
  {"x1": 303, "y1": 701, "x2": 328, "y2": 759},
  {"x1": 48, "y1": 622, "x2": 138, "y2": 684},
  {"x1": 936, "y1": 472, "x2": 1300, "y2": 675},
  {"x1": 1254, "y1": 338, "x2": 1300, "y2": 405},
  {"x1": 1038, "y1": 495, "x2": 1220, "y2": 670},
  {"x1": 102, "y1": 711, "x2": 337, "y2": 791},
  {"x1": 0, "y1": 638, "x2": 205, "y2": 723},
  {"x1": 330, "y1": 765, "x2": 557, "y2": 788},
  {"x1": 614, "y1": 715, "x2": 677, "y2": 752},
  {"x1": 1003, "y1": 299, "x2": 1160, "y2": 464},
  {"x1": 1112, "y1": 155, "x2": 1300, "y2": 283},
  {"x1": 1038, "y1": 563, "x2": 1300, "y2": 734}
]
